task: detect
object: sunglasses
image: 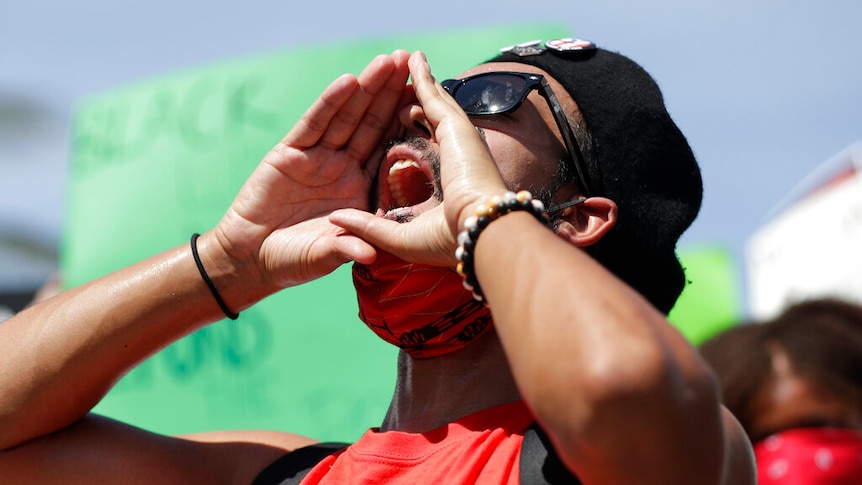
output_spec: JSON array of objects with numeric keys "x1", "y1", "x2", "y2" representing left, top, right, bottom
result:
[{"x1": 441, "y1": 71, "x2": 593, "y2": 199}]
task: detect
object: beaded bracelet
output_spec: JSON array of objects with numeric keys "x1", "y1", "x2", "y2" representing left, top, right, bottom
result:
[
  {"x1": 191, "y1": 233, "x2": 239, "y2": 320},
  {"x1": 455, "y1": 191, "x2": 552, "y2": 302}
]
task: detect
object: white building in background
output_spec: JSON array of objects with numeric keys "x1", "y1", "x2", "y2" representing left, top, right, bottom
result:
[{"x1": 746, "y1": 142, "x2": 862, "y2": 319}]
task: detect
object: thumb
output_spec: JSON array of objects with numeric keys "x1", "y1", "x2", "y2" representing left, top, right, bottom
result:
[
  {"x1": 328, "y1": 208, "x2": 456, "y2": 267},
  {"x1": 332, "y1": 232, "x2": 378, "y2": 265}
]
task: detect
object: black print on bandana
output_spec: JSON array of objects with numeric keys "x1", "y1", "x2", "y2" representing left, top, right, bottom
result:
[
  {"x1": 400, "y1": 299, "x2": 487, "y2": 355},
  {"x1": 353, "y1": 264, "x2": 375, "y2": 282}
]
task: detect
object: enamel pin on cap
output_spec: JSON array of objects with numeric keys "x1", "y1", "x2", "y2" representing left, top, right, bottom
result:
[
  {"x1": 545, "y1": 38, "x2": 596, "y2": 53},
  {"x1": 500, "y1": 38, "x2": 596, "y2": 57},
  {"x1": 499, "y1": 39, "x2": 544, "y2": 57}
]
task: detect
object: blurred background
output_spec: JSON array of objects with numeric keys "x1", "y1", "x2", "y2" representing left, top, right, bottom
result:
[{"x1": 2, "y1": 0, "x2": 860, "y2": 315}]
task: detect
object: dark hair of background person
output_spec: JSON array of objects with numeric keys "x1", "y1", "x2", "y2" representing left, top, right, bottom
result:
[{"x1": 699, "y1": 297, "x2": 862, "y2": 442}]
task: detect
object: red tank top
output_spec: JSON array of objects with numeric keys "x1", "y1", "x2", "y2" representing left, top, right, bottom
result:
[{"x1": 301, "y1": 401, "x2": 534, "y2": 484}]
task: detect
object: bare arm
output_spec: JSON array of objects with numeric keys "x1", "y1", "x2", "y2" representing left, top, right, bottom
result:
[
  {"x1": 0, "y1": 50, "x2": 410, "y2": 480},
  {"x1": 474, "y1": 211, "x2": 729, "y2": 484},
  {"x1": 0, "y1": 237, "x2": 252, "y2": 451},
  {"x1": 0, "y1": 414, "x2": 316, "y2": 485}
]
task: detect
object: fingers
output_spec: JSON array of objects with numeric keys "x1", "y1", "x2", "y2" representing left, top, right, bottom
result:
[
  {"x1": 282, "y1": 73, "x2": 359, "y2": 149},
  {"x1": 407, "y1": 52, "x2": 471, "y2": 127},
  {"x1": 345, "y1": 50, "x2": 411, "y2": 162},
  {"x1": 332, "y1": 233, "x2": 378, "y2": 266},
  {"x1": 282, "y1": 52, "x2": 409, "y2": 157},
  {"x1": 329, "y1": 208, "x2": 457, "y2": 268},
  {"x1": 407, "y1": 52, "x2": 500, "y2": 180},
  {"x1": 257, "y1": 217, "x2": 381, "y2": 288},
  {"x1": 320, "y1": 52, "x2": 402, "y2": 150},
  {"x1": 407, "y1": 52, "x2": 508, "y2": 229}
]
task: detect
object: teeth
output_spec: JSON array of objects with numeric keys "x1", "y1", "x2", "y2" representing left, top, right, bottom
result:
[
  {"x1": 388, "y1": 159, "x2": 420, "y2": 208},
  {"x1": 389, "y1": 159, "x2": 420, "y2": 174}
]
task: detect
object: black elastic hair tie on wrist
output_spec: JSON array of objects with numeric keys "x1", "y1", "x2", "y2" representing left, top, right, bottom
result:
[{"x1": 190, "y1": 233, "x2": 239, "y2": 320}]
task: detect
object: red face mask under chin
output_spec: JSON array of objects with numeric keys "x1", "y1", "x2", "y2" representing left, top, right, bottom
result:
[
  {"x1": 754, "y1": 427, "x2": 862, "y2": 484},
  {"x1": 352, "y1": 250, "x2": 493, "y2": 359}
]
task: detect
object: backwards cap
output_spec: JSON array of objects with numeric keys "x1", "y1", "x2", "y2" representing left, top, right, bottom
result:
[{"x1": 489, "y1": 39, "x2": 703, "y2": 314}]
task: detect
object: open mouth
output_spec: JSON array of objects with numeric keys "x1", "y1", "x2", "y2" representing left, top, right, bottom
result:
[
  {"x1": 377, "y1": 139, "x2": 439, "y2": 221},
  {"x1": 388, "y1": 159, "x2": 435, "y2": 209}
]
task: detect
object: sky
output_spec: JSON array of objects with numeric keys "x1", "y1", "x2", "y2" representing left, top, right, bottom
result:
[{"x1": 1, "y1": 0, "x2": 861, "y2": 309}]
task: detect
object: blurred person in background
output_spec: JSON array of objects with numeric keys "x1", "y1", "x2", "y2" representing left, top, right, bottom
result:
[{"x1": 700, "y1": 297, "x2": 862, "y2": 484}]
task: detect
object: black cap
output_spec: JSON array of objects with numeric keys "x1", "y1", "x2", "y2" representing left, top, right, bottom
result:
[{"x1": 489, "y1": 39, "x2": 703, "y2": 313}]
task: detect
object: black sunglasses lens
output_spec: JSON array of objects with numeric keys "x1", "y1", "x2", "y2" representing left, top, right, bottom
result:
[{"x1": 451, "y1": 75, "x2": 530, "y2": 115}]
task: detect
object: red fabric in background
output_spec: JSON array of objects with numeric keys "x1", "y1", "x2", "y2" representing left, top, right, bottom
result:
[{"x1": 754, "y1": 427, "x2": 862, "y2": 484}]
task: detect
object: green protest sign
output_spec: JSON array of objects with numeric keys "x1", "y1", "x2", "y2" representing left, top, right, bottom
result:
[
  {"x1": 63, "y1": 24, "x2": 568, "y2": 441},
  {"x1": 669, "y1": 245, "x2": 742, "y2": 345}
]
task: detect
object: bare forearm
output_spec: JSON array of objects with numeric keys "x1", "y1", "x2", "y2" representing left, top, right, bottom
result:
[
  {"x1": 0, "y1": 232, "x2": 269, "y2": 450},
  {"x1": 475, "y1": 213, "x2": 724, "y2": 483}
]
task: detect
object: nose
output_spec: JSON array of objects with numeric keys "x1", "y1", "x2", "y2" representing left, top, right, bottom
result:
[{"x1": 399, "y1": 101, "x2": 433, "y2": 138}]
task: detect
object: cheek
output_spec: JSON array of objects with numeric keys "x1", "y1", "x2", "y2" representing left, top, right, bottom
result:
[
  {"x1": 752, "y1": 375, "x2": 858, "y2": 434},
  {"x1": 484, "y1": 131, "x2": 558, "y2": 190}
]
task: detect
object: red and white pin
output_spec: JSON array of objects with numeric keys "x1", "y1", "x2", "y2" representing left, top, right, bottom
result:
[
  {"x1": 499, "y1": 38, "x2": 596, "y2": 57},
  {"x1": 545, "y1": 38, "x2": 596, "y2": 52}
]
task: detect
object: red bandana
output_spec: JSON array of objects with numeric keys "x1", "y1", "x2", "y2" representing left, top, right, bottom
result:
[
  {"x1": 754, "y1": 427, "x2": 862, "y2": 484},
  {"x1": 352, "y1": 251, "x2": 492, "y2": 359}
]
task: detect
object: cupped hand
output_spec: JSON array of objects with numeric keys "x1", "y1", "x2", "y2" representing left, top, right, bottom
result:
[
  {"x1": 407, "y1": 51, "x2": 510, "y2": 233},
  {"x1": 330, "y1": 51, "x2": 509, "y2": 267},
  {"x1": 212, "y1": 50, "x2": 411, "y2": 290}
]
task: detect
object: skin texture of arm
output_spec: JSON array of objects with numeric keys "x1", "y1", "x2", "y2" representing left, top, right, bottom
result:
[
  {"x1": 0, "y1": 51, "x2": 410, "y2": 482},
  {"x1": 1, "y1": 414, "x2": 317, "y2": 485},
  {"x1": 475, "y1": 212, "x2": 726, "y2": 484}
]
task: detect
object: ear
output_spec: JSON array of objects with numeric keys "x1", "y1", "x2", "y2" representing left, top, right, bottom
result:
[{"x1": 553, "y1": 197, "x2": 617, "y2": 247}]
